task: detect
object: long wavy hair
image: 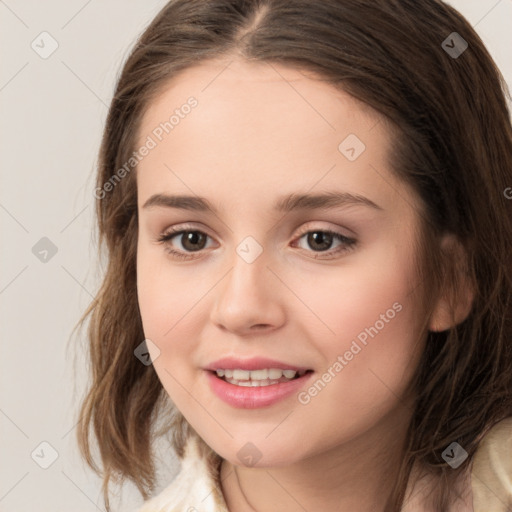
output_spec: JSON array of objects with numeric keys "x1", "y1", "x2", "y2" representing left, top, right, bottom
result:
[{"x1": 75, "y1": 1, "x2": 512, "y2": 510}]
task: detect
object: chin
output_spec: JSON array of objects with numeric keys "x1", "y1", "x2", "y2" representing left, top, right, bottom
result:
[{"x1": 216, "y1": 441, "x2": 305, "y2": 469}]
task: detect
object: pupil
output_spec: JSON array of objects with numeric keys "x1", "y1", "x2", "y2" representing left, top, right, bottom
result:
[
  {"x1": 183, "y1": 231, "x2": 206, "y2": 251},
  {"x1": 308, "y1": 231, "x2": 332, "y2": 251}
]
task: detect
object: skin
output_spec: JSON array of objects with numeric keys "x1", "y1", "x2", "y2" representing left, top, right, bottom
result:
[{"x1": 135, "y1": 57, "x2": 471, "y2": 511}]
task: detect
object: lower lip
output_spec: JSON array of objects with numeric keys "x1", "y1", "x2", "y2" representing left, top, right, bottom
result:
[{"x1": 205, "y1": 370, "x2": 314, "y2": 409}]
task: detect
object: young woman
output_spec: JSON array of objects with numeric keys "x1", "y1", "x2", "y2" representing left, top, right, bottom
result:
[{"x1": 76, "y1": 1, "x2": 512, "y2": 511}]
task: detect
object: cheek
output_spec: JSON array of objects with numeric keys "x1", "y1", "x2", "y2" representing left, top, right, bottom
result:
[
  {"x1": 293, "y1": 244, "x2": 424, "y2": 402},
  {"x1": 136, "y1": 247, "x2": 207, "y2": 364},
  {"x1": 137, "y1": 247, "x2": 177, "y2": 344},
  {"x1": 305, "y1": 307, "x2": 424, "y2": 444},
  {"x1": 292, "y1": 241, "x2": 420, "y2": 345},
  {"x1": 288, "y1": 284, "x2": 423, "y2": 455},
  {"x1": 136, "y1": 259, "x2": 199, "y2": 405}
]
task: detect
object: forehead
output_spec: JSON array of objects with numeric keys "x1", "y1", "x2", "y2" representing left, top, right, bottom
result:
[
  {"x1": 138, "y1": 57, "x2": 383, "y2": 147},
  {"x1": 135, "y1": 58, "x2": 416, "y2": 220}
]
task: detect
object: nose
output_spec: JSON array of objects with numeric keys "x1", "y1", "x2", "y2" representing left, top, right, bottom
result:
[{"x1": 209, "y1": 247, "x2": 286, "y2": 335}]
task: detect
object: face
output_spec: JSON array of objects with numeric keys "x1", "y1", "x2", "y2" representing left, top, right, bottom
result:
[{"x1": 136, "y1": 57, "x2": 428, "y2": 467}]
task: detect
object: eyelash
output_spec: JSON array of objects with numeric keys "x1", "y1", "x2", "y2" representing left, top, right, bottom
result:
[{"x1": 156, "y1": 224, "x2": 357, "y2": 261}]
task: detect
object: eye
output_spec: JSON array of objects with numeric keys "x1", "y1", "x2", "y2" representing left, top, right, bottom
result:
[
  {"x1": 157, "y1": 226, "x2": 215, "y2": 260},
  {"x1": 156, "y1": 225, "x2": 357, "y2": 261},
  {"x1": 292, "y1": 228, "x2": 356, "y2": 259}
]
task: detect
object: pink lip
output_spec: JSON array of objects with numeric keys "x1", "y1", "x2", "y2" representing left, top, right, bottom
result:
[
  {"x1": 204, "y1": 356, "x2": 312, "y2": 372},
  {"x1": 205, "y1": 370, "x2": 315, "y2": 409}
]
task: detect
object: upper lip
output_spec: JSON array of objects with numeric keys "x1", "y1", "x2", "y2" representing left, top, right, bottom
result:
[{"x1": 204, "y1": 356, "x2": 312, "y2": 372}]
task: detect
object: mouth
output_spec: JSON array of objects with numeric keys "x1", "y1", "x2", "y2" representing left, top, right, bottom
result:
[
  {"x1": 205, "y1": 367, "x2": 315, "y2": 408},
  {"x1": 208, "y1": 368, "x2": 314, "y2": 387},
  {"x1": 204, "y1": 357, "x2": 315, "y2": 407}
]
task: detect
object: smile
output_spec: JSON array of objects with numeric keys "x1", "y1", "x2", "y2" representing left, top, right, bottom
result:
[
  {"x1": 206, "y1": 369, "x2": 314, "y2": 408},
  {"x1": 215, "y1": 368, "x2": 309, "y2": 386}
]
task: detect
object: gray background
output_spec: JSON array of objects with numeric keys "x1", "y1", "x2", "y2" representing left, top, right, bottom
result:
[{"x1": 1, "y1": 1, "x2": 511, "y2": 511}]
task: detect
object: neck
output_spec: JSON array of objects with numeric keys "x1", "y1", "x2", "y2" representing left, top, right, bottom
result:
[{"x1": 220, "y1": 402, "x2": 416, "y2": 512}]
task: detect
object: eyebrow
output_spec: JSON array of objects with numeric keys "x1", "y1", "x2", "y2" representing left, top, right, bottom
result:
[{"x1": 142, "y1": 191, "x2": 383, "y2": 213}]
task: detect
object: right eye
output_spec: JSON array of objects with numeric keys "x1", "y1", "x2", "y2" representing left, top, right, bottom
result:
[{"x1": 157, "y1": 227, "x2": 216, "y2": 260}]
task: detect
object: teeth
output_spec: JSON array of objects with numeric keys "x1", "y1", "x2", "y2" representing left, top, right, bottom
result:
[
  {"x1": 268, "y1": 368, "x2": 283, "y2": 379},
  {"x1": 232, "y1": 369, "x2": 251, "y2": 380},
  {"x1": 247, "y1": 369, "x2": 268, "y2": 380},
  {"x1": 230, "y1": 378, "x2": 281, "y2": 387},
  {"x1": 215, "y1": 368, "x2": 309, "y2": 383}
]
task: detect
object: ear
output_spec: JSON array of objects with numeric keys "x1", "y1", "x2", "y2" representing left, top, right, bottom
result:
[{"x1": 428, "y1": 234, "x2": 475, "y2": 332}]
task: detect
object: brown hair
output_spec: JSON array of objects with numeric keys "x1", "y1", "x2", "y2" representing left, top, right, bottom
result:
[{"x1": 75, "y1": 1, "x2": 512, "y2": 510}]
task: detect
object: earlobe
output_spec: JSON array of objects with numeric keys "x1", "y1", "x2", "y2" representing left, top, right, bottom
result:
[{"x1": 428, "y1": 234, "x2": 475, "y2": 333}]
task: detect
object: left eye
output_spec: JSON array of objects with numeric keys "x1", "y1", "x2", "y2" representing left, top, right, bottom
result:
[{"x1": 293, "y1": 229, "x2": 356, "y2": 256}]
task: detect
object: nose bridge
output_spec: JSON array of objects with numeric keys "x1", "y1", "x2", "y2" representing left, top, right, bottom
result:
[
  {"x1": 211, "y1": 235, "x2": 285, "y2": 332},
  {"x1": 222, "y1": 235, "x2": 270, "y2": 306}
]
